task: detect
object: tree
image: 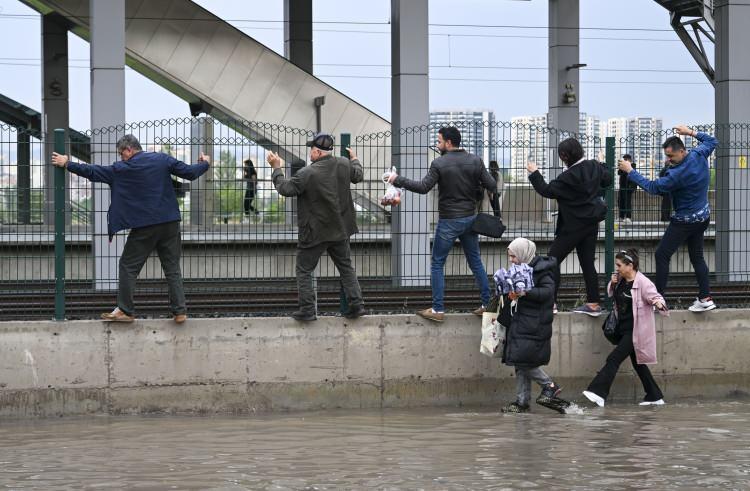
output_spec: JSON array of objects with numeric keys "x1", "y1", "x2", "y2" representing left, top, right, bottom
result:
[{"x1": 215, "y1": 150, "x2": 239, "y2": 184}]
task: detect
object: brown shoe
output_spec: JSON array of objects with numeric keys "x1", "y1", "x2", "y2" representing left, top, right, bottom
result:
[
  {"x1": 100, "y1": 308, "x2": 134, "y2": 323},
  {"x1": 472, "y1": 306, "x2": 486, "y2": 316},
  {"x1": 173, "y1": 314, "x2": 187, "y2": 324},
  {"x1": 417, "y1": 308, "x2": 445, "y2": 322}
]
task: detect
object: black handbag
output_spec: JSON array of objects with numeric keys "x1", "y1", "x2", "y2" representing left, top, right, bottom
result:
[
  {"x1": 601, "y1": 310, "x2": 621, "y2": 345},
  {"x1": 472, "y1": 213, "x2": 506, "y2": 238}
]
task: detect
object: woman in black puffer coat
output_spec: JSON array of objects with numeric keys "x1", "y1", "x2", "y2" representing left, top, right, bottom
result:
[{"x1": 501, "y1": 237, "x2": 562, "y2": 413}]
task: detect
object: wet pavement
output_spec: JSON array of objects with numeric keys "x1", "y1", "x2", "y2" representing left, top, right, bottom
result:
[{"x1": 1, "y1": 400, "x2": 749, "y2": 489}]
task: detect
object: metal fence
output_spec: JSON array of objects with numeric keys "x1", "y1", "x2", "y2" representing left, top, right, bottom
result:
[{"x1": 1, "y1": 118, "x2": 749, "y2": 319}]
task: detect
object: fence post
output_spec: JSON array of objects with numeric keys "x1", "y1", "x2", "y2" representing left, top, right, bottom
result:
[
  {"x1": 604, "y1": 137, "x2": 616, "y2": 310},
  {"x1": 339, "y1": 132, "x2": 351, "y2": 315},
  {"x1": 54, "y1": 128, "x2": 66, "y2": 320}
]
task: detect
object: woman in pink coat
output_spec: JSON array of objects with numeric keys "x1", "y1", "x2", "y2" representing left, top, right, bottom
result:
[{"x1": 582, "y1": 249, "x2": 669, "y2": 407}]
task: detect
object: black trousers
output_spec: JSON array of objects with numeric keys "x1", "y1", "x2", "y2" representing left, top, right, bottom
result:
[
  {"x1": 118, "y1": 221, "x2": 185, "y2": 316},
  {"x1": 489, "y1": 192, "x2": 501, "y2": 217},
  {"x1": 548, "y1": 224, "x2": 600, "y2": 304},
  {"x1": 244, "y1": 187, "x2": 257, "y2": 215},
  {"x1": 296, "y1": 239, "x2": 363, "y2": 314},
  {"x1": 587, "y1": 329, "x2": 663, "y2": 402},
  {"x1": 618, "y1": 189, "x2": 634, "y2": 219},
  {"x1": 655, "y1": 219, "x2": 710, "y2": 299}
]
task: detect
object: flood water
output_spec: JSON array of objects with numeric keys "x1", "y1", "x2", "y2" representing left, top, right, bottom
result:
[{"x1": 1, "y1": 401, "x2": 750, "y2": 490}]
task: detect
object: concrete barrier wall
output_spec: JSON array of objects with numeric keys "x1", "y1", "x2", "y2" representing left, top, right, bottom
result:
[{"x1": 1, "y1": 310, "x2": 748, "y2": 418}]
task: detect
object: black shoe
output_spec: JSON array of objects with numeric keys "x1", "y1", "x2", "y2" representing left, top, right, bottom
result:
[
  {"x1": 344, "y1": 305, "x2": 366, "y2": 319},
  {"x1": 537, "y1": 382, "x2": 562, "y2": 403},
  {"x1": 291, "y1": 311, "x2": 317, "y2": 322},
  {"x1": 501, "y1": 401, "x2": 530, "y2": 413}
]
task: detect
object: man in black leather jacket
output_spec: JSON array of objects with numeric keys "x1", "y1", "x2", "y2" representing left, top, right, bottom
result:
[{"x1": 387, "y1": 127, "x2": 496, "y2": 322}]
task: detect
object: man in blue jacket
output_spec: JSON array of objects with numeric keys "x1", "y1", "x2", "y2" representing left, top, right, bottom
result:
[
  {"x1": 51, "y1": 134, "x2": 210, "y2": 323},
  {"x1": 618, "y1": 125, "x2": 717, "y2": 312}
]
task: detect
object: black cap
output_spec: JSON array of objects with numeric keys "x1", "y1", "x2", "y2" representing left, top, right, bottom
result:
[{"x1": 306, "y1": 133, "x2": 334, "y2": 151}]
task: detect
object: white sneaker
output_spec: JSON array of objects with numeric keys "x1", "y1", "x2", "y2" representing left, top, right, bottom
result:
[
  {"x1": 639, "y1": 399, "x2": 665, "y2": 406},
  {"x1": 582, "y1": 390, "x2": 605, "y2": 407},
  {"x1": 623, "y1": 218, "x2": 632, "y2": 225},
  {"x1": 688, "y1": 297, "x2": 716, "y2": 312}
]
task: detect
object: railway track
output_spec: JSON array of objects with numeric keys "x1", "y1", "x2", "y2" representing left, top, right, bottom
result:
[{"x1": 1, "y1": 277, "x2": 748, "y2": 321}]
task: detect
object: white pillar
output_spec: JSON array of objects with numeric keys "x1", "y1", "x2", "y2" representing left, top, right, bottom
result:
[
  {"x1": 90, "y1": 0, "x2": 125, "y2": 290},
  {"x1": 391, "y1": 0, "x2": 430, "y2": 287}
]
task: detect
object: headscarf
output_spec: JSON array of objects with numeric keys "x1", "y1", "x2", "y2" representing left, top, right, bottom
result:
[{"x1": 508, "y1": 237, "x2": 536, "y2": 265}]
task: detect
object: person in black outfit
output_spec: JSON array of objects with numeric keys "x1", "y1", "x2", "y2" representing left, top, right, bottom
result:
[
  {"x1": 488, "y1": 160, "x2": 503, "y2": 217},
  {"x1": 243, "y1": 159, "x2": 259, "y2": 218},
  {"x1": 527, "y1": 138, "x2": 612, "y2": 317},
  {"x1": 583, "y1": 249, "x2": 667, "y2": 407},
  {"x1": 617, "y1": 154, "x2": 636, "y2": 223}
]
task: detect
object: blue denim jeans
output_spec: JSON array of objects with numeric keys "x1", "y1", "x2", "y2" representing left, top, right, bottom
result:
[{"x1": 431, "y1": 215, "x2": 491, "y2": 312}]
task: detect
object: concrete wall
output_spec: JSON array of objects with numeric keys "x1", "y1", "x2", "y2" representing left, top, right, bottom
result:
[{"x1": 1, "y1": 310, "x2": 748, "y2": 418}]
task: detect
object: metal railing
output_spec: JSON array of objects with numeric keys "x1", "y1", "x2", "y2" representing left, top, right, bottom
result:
[{"x1": 1, "y1": 118, "x2": 749, "y2": 319}]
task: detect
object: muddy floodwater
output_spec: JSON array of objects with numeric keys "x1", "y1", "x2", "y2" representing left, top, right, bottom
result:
[{"x1": 1, "y1": 400, "x2": 750, "y2": 489}]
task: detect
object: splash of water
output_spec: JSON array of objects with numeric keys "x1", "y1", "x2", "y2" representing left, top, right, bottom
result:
[{"x1": 563, "y1": 402, "x2": 586, "y2": 415}]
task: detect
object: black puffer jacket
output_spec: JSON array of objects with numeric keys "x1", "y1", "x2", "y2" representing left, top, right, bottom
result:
[{"x1": 502, "y1": 255, "x2": 557, "y2": 368}]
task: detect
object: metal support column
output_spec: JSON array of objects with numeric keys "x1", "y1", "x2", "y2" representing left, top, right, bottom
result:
[
  {"x1": 17, "y1": 130, "x2": 31, "y2": 225},
  {"x1": 548, "y1": 0, "x2": 580, "y2": 134},
  {"x1": 284, "y1": 0, "x2": 313, "y2": 74},
  {"x1": 714, "y1": 0, "x2": 750, "y2": 282},
  {"x1": 391, "y1": 0, "x2": 430, "y2": 287},
  {"x1": 90, "y1": 0, "x2": 125, "y2": 290},
  {"x1": 604, "y1": 137, "x2": 616, "y2": 309},
  {"x1": 41, "y1": 12, "x2": 70, "y2": 226},
  {"x1": 189, "y1": 117, "x2": 214, "y2": 226}
]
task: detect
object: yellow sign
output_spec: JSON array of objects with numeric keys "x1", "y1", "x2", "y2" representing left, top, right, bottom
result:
[{"x1": 740, "y1": 155, "x2": 748, "y2": 169}]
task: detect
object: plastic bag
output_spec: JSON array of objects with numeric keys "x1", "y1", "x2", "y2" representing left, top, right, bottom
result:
[
  {"x1": 480, "y1": 298, "x2": 505, "y2": 358},
  {"x1": 380, "y1": 167, "x2": 402, "y2": 207},
  {"x1": 493, "y1": 263, "x2": 535, "y2": 295}
]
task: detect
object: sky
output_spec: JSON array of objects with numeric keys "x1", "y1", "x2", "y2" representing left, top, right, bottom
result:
[{"x1": 0, "y1": 0, "x2": 715, "y2": 133}]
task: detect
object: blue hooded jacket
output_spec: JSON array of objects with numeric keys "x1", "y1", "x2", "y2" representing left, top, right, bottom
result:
[
  {"x1": 67, "y1": 151, "x2": 209, "y2": 238},
  {"x1": 628, "y1": 132, "x2": 717, "y2": 222}
]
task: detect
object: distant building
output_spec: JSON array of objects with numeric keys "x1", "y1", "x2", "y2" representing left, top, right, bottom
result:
[
  {"x1": 510, "y1": 114, "x2": 549, "y2": 183},
  {"x1": 429, "y1": 110, "x2": 496, "y2": 164},
  {"x1": 579, "y1": 113, "x2": 603, "y2": 160}
]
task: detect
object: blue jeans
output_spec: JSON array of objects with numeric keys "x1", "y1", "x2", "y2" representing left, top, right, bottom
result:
[{"x1": 431, "y1": 215, "x2": 491, "y2": 312}]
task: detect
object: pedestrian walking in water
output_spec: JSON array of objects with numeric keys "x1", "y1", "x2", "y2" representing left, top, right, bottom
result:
[
  {"x1": 583, "y1": 249, "x2": 668, "y2": 408},
  {"x1": 500, "y1": 238, "x2": 568, "y2": 414},
  {"x1": 618, "y1": 125, "x2": 717, "y2": 312},
  {"x1": 267, "y1": 133, "x2": 365, "y2": 322},
  {"x1": 51, "y1": 134, "x2": 210, "y2": 323},
  {"x1": 527, "y1": 138, "x2": 612, "y2": 316},
  {"x1": 386, "y1": 127, "x2": 496, "y2": 322}
]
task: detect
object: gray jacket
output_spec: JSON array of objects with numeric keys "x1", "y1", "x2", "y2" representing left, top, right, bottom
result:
[
  {"x1": 272, "y1": 154, "x2": 363, "y2": 248},
  {"x1": 393, "y1": 149, "x2": 496, "y2": 219}
]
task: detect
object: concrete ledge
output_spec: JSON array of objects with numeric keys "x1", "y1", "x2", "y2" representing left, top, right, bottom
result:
[{"x1": 0, "y1": 311, "x2": 748, "y2": 418}]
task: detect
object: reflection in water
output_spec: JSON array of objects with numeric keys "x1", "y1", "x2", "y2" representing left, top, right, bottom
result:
[{"x1": 1, "y1": 401, "x2": 750, "y2": 489}]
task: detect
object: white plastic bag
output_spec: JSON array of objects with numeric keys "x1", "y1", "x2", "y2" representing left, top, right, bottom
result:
[
  {"x1": 381, "y1": 167, "x2": 402, "y2": 207},
  {"x1": 480, "y1": 300, "x2": 506, "y2": 358}
]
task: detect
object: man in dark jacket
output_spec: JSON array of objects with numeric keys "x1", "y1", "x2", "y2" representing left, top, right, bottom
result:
[
  {"x1": 267, "y1": 133, "x2": 365, "y2": 322},
  {"x1": 386, "y1": 127, "x2": 496, "y2": 322},
  {"x1": 527, "y1": 137, "x2": 612, "y2": 317},
  {"x1": 617, "y1": 154, "x2": 636, "y2": 223},
  {"x1": 51, "y1": 134, "x2": 210, "y2": 323}
]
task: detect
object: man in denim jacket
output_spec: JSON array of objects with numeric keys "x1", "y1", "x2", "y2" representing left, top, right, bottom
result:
[{"x1": 618, "y1": 125, "x2": 718, "y2": 312}]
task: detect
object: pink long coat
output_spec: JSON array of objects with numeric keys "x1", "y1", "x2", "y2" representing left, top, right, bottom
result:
[{"x1": 607, "y1": 271, "x2": 668, "y2": 365}]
